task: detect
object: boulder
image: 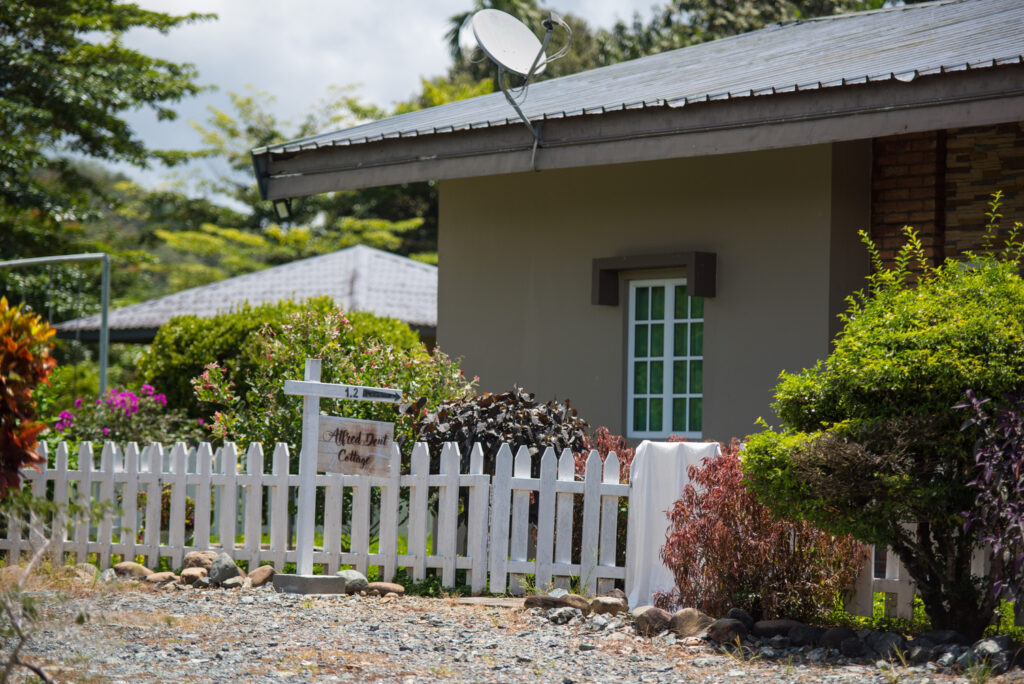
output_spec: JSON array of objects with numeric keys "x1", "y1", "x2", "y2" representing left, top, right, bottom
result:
[
  {"x1": 549, "y1": 588, "x2": 569, "y2": 599},
  {"x1": 920, "y1": 629, "x2": 969, "y2": 646},
  {"x1": 525, "y1": 595, "x2": 570, "y2": 611},
  {"x1": 908, "y1": 644, "x2": 936, "y2": 664},
  {"x1": 366, "y1": 581, "x2": 404, "y2": 596},
  {"x1": 208, "y1": 553, "x2": 241, "y2": 584},
  {"x1": 221, "y1": 576, "x2": 245, "y2": 590},
  {"x1": 669, "y1": 607, "x2": 714, "y2": 637},
  {"x1": 562, "y1": 594, "x2": 591, "y2": 615},
  {"x1": 74, "y1": 563, "x2": 98, "y2": 580},
  {"x1": 599, "y1": 588, "x2": 627, "y2": 602},
  {"x1": 840, "y1": 637, "x2": 866, "y2": 658},
  {"x1": 590, "y1": 596, "x2": 628, "y2": 616},
  {"x1": 180, "y1": 567, "x2": 207, "y2": 585},
  {"x1": 752, "y1": 619, "x2": 803, "y2": 638},
  {"x1": 98, "y1": 568, "x2": 117, "y2": 583},
  {"x1": 821, "y1": 627, "x2": 857, "y2": 650},
  {"x1": 788, "y1": 624, "x2": 826, "y2": 647},
  {"x1": 707, "y1": 618, "x2": 748, "y2": 644},
  {"x1": 336, "y1": 569, "x2": 368, "y2": 593},
  {"x1": 634, "y1": 607, "x2": 672, "y2": 637},
  {"x1": 725, "y1": 607, "x2": 754, "y2": 632},
  {"x1": 866, "y1": 631, "x2": 906, "y2": 659},
  {"x1": 248, "y1": 565, "x2": 276, "y2": 588},
  {"x1": 113, "y1": 561, "x2": 152, "y2": 579},
  {"x1": 143, "y1": 571, "x2": 178, "y2": 585},
  {"x1": 182, "y1": 550, "x2": 219, "y2": 571}
]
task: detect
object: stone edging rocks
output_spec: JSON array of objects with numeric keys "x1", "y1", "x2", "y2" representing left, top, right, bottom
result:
[{"x1": 527, "y1": 591, "x2": 1023, "y2": 677}]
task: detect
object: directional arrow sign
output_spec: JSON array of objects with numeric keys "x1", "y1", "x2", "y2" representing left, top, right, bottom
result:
[{"x1": 283, "y1": 380, "x2": 402, "y2": 404}]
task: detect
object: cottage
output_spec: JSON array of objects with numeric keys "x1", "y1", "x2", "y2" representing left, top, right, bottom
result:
[{"x1": 252, "y1": 0, "x2": 1024, "y2": 441}]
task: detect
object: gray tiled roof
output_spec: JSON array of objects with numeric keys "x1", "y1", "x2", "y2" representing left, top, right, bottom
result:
[
  {"x1": 264, "y1": 0, "x2": 1023, "y2": 155},
  {"x1": 57, "y1": 245, "x2": 436, "y2": 334}
]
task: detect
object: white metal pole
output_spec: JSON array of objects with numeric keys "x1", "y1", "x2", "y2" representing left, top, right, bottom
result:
[{"x1": 295, "y1": 358, "x2": 321, "y2": 575}]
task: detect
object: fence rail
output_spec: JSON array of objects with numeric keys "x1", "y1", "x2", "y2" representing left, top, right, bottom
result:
[{"x1": 2, "y1": 440, "x2": 629, "y2": 597}]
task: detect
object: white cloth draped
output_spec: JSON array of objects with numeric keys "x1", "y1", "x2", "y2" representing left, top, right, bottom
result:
[{"x1": 625, "y1": 440, "x2": 721, "y2": 609}]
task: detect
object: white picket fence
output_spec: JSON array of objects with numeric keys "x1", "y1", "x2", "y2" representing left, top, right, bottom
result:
[{"x1": 1, "y1": 440, "x2": 629, "y2": 596}]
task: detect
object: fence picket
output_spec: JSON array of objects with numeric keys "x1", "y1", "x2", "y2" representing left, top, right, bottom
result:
[
  {"x1": 535, "y1": 448, "x2": 557, "y2": 591},
  {"x1": 379, "y1": 441, "x2": 402, "y2": 583},
  {"x1": 269, "y1": 443, "x2": 289, "y2": 570},
  {"x1": 554, "y1": 450, "x2": 575, "y2": 592},
  {"x1": 323, "y1": 470, "x2": 343, "y2": 575},
  {"x1": 351, "y1": 468, "x2": 371, "y2": 577},
  {"x1": 467, "y1": 443, "x2": 487, "y2": 594},
  {"x1": 243, "y1": 443, "x2": 265, "y2": 569},
  {"x1": 143, "y1": 443, "x2": 163, "y2": 569},
  {"x1": 438, "y1": 443, "x2": 460, "y2": 587},
  {"x1": 194, "y1": 443, "x2": 213, "y2": 551},
  {"x1": 409, "y1": 444, "x2": 429, "y2": 582},
  {"x1": 73, "y1": 442, "x2": 94, "y2": 564},
  {"x1": 96, "y1": 442, "x2": 116, "y2": 569},
  {"x1": 489, "y1": 444, "x2": 514, "y2": 595},
  {"x1": 28, "y1": 443, "x2": 47, "y2": 553},
  {"x1": 122, "y1": 443, "x2": 140, "y2": 563},
  {"x1": 597, "y1": 452, "x2": 620, "y2": 595},
  {"x1": 51, "y1": 443, "x2": 70, "y2": 564},
  {"x1": 218, "y1": 443, "x2": 238, "y2": 554},
  {"x1": 509, "y1": 446, "x2": 532, "y2": 595},
  {"x1": 168, "y1": 443, "x2": 188, "y2": 567},
  {"x1": 580, "y1": 450, "x2": 601, "y2": 596}
]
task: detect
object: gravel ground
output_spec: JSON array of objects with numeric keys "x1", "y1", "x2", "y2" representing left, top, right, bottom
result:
[{"x1": 10, "y1": 583, "x2": 1022, "y2": 683}]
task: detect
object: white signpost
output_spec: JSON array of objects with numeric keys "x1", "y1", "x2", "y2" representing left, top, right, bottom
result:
[{"x1": 282, "y1": 358, "x2": 402, "y2": 578}]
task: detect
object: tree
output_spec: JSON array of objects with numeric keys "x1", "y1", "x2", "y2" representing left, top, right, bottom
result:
[
  {"x1": 0, "y1": 0, "x2": 210, "y2": 234},
  {"x1": 742, "y1": 201, "x2": 1024, "y2": 639},
  {"x1": 0, "y1": 1, "x2": 210, "y2": 323}
]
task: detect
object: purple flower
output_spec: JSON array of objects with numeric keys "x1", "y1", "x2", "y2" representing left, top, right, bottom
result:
[
  {"x1": 141, "y1": 384, "x2": 155, "y2": 396},
  {"x1": 197, "y1": 417, "x2": 205, "y2": 425},
  {"x1": 102, "y1": 427, "x2": 110, "y2": 436},
  {"x1": 73, "y1": 398, "x2": 83, "y2": 409},
  {"x1": 154, "y1": 394, "x2": 167, "y2": 407}
]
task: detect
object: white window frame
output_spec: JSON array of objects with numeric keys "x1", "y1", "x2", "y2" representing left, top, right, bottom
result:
[{"x1": 626, "y1": 277, "x2": 703, "y2": 439}]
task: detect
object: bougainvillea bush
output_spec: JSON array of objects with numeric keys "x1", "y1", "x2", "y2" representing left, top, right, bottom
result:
[
  {"x1": 0, "y1": 297, "x2": 56, "y2": 497},
  {"x1": 656, "y1": 444, "x2": 868, "y2": 621},
  {"x1": 194, "y1": 309, "x2": 473, "y2": 467},
  {"x1": 54, "y1": 385, "x2": 204, "y2": 446}
]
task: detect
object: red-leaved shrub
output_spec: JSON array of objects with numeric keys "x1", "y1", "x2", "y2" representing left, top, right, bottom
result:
[{"x1": 655, "y1": 443, "x2": 868, "y2": 621}]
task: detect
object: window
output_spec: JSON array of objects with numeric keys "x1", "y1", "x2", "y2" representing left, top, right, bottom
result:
[{"x1": 627, "y1": 278, "x2": 703, "y2": 439}]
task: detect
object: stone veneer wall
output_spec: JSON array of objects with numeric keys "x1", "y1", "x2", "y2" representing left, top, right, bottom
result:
[{"x1": 871, "y1": 122, "x2": 1024, "y2": 266}]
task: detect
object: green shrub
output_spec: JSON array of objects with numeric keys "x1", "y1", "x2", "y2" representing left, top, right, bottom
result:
[
  {"x1": 743, "y1": 195, "x2": 1024, "y2": 638},
  {"x1": 194, "y1": 308, "x2": 472, "y2": 466},
  {"x1": 139, "y1": 297, "x2": 422, "y2": 415}
]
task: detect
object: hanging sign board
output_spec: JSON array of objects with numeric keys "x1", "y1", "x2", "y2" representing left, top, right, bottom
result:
[{"x1": 317, "y1": 415, "x2": 394, "y2": 476}]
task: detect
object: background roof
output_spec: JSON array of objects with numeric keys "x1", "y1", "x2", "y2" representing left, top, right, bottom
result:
[
  {"x1": 264, "y1": 0, "x2": 1023, "y2": 155},
  {"x1": 57, "y1": 245, "x2": 437, "y2": 340}
]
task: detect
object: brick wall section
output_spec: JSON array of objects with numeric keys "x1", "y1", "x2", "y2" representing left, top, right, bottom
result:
[
  {"x1": 870, "y1": 131, "x2": 946, "y2": 266},
  {"x1": 871, "y1": 123, "x2": 1024, "y2": 267},
  {"x1": 945, "y1": 122, "x2": 1024, "y2": 257}
]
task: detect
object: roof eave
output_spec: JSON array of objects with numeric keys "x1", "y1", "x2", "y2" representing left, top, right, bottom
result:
[{"x1": 254, "y1": 64, "x2": 1024, "y2": 201}]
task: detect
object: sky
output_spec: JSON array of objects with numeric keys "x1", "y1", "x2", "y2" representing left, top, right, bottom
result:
[{"x1": 121, "y1": 0, "x2": 656, "y2": 192}]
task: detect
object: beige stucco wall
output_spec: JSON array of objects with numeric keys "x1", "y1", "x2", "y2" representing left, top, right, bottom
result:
[{"x1": 437, "y1": 142, "x2": 870, "y2": 441}]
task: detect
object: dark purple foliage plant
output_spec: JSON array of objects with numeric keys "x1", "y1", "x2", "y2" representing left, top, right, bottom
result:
[{"x1": 957, "y1": 389, "x2": 1024, "y2": 599}]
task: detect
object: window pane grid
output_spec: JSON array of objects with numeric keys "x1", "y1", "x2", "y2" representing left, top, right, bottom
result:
[{"x1": 628, "y1": 280, "x2": 703, "y2": 438}]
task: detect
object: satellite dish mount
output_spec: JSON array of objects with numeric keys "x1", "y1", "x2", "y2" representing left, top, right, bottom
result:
[{"x1": 469, "y1": 9, "x2": 572, "y2": 168}]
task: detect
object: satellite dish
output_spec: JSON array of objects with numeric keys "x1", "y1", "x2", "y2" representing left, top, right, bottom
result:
[
  {"x1": 466, "y1": 8, "x2": 572, "y2": 165},
  {"x1": 471, "y1": 9, "x2": 547, "y2": 78}
]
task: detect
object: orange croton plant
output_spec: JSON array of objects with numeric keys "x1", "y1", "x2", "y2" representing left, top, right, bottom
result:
[{"x1": 0, "y1": 296, "x2": 55, "y2": 498}]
